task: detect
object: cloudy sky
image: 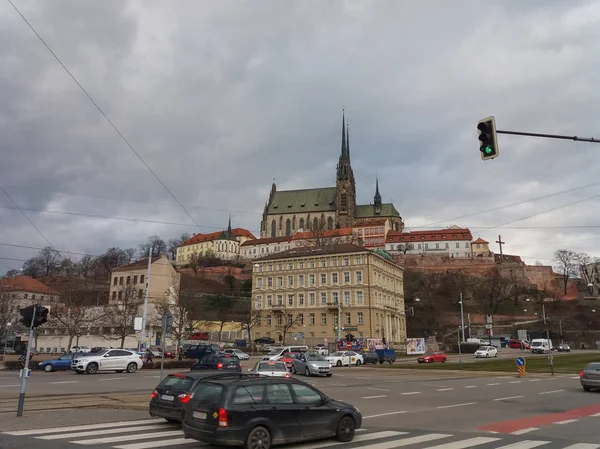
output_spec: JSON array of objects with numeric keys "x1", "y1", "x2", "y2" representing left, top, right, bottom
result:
[{"x1": 1, "y1": 0, "x2": 600, "y2": 274}]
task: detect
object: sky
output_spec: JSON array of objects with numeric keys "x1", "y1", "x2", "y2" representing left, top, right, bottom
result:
[{"x1": 1, "y1": 0, "x2": 600, "y2": 275}]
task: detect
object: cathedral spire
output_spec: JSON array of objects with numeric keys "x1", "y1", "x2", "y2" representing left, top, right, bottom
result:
[
  {"x1": 227, "y1": 215, "x2": 232, "y2": 233},
  {"x1": 346, "y1": 123, "x2": 350, "y2": 161},
  {"x1": 341, "y1": 109, "x2": 348, "y2": 158},
  {"x1": 374, "y1": 177, "x2": 382, "y2": 206}
]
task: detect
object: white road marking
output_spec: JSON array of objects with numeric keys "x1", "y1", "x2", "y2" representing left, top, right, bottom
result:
[
  {"x1": 367, "y1": 387, "x2": 391, "y2": 392},
  {"x1": 495, "y1": 440, "x2": 551, "y2": 448},
  {"x1": 510, "y1": 381, "x2": 522, "y2": 384},
  {"x1": 494, "y1": 395, "x2": 524, "y2": 401},
  {"x1": 592, "y1": 412, "x2": 600, "y2": 417},
  {"x1": 0, "y1": 384, "x2": 19, "y2": 388},
  {"x1": 143, "y1": 375, "x2": 160, "y2": 378},
  {"x1": 4, "y1": 419, "x2": 163, "y2": 436},
  {"x1": 358, "y1": 433, "x2": 452, "y2": 449},
  {"x1": 561, "y1": 444, "x2": 600, "y2": 449},
  {"x1": 49, "y1": 381, "x2": 79, "y2": 384},
  {"x1": 401, "y1": 391, "x2": 421, "y2": 395},
  {"x1": 487, "y1": 383, "x2": 500, "y2": 386},
  {"x1": 464, "y1": 385, "x2": 477, "y2": 389},
  {"x1": 437, "y1": 402, "x2": 477, "y2": 409},
  {"x1": 529, "y1": 379, "x2": 542, "y2": 382},
  {"x1": 539, "y1": 389, "x2": 564, "y2": 395},
  {"x1": 511, "y1": 428, "x2": 539, "y2": 435},
  {"x1": 363, "y1": 411, "x2": 407, "y2": 419},
  {"x1": 98, "y1": 377, "x2": 126, "y2": 381},
  {"x1": 295, "y1": 431, "x2": 407, "y2": 449},
  {"x1": 354, "y1": 376, "x2": 368, "y2": 379},
  {"x1": 115, "y1": 438, "x2": 195, "y2": 449},
  {"x1": 71, "y1": 429, "x2": 182, "y2": 445},
  {"x1": 38, "y1": 424, "x2": 167, "y2": 440},
  {"x1": 436, "y1": 388, "x2": 454, "y2": 391},
  {"x1": 361, "y1": 395, "x2": 387, "y2": 399},
  {"x1": 555, "y1": 419, "x2": 578, "y2": 425},
  {"x1": 424, "y1": 436, "x2": 501, "y2": 448},
  {"x1": 571, "y1": 376, "x2": 581, "y2": 379}
]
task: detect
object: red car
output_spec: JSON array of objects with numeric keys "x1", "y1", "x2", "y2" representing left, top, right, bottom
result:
[
  {"x1": 508, "y1": 339, "x2": 530, "y2": 349},
  {"x1": 278, "y1": 352, "x2": 299, "y2": 371},
  {"x1": 417, "y1": 351, "x2": 447, "y2": 364}
]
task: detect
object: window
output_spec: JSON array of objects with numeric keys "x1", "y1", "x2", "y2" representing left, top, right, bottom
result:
[
  {"x1": 345, "y1": 312, "x2": 351, "y2": 325},
  {"x1": 277, "y1": 295, "x2": 283, "y2": 305},
  {"x1": 309, "y1": 313, "x2": 315, "y2": 325},
  {"x1": 425, "y1": 243, "x2": 429, "y2": 249},
  {"x1": 266, "y1": 315, "x2": 272, "y2": 325},
  {"x1": 333, "y1": 315, "x2": 339, "y2": 325},
  {"x1": 356, "y1": 291, "x2": 363, "y2": 304},
  {"x1": 355, "y1": 271, "x2": 362, "y2": 283},
  {"x1": 309, "y1": 293, "x2": 315, "y2": 305},
  {"x1": 267, "y1": 277, "x2": 273, "y2": 287},
  {"x1": 332, "y1": 273, "x2": 338, "y2": 283},
  {"x1": 140, "y1": 275, "x2": 144, "y2": 284},
  {"x1": 133, "y1": 275, "x2": 138, "y2": 284},
  {"x1": 290, "y1": 384, "x2": 322, "y2": 405},
  {"x1": 445, "y1": 243, "x2": 449, "y2": 249},
  {"x1": 299, "y1": 262, "x2": 304, "y2": 269},
  {"x1": 298, "y1": 294, "x2": 304, "y2": 306},
  {"x1": 267, "y1": 383, "x2": 293, "y2": 404},
  {"x1": 111, "y1": 291, "x2": 116, "y2": 300},
  {"x1": 299, "y1": 275, "x2": 305, "y2": 286},
  {"x1": 299, "y1": 218, "x2": 305, "y2": 230},
  {"x1": 343, "y1": 258, "x2": 349, "y2": 266},
  {"x1": 355, "y1": 258, "x2": 361, "y2": 265},
  {"x1": 268, "y1": 264, "x2": 273, "y2": 271},
  {"x1": 118, "y1": 291, "x2": 123, "y2": 300},
  {"x1": 288, "y1": 295, "x2": 294, "y2": 306},
  {"x1": 288, "y1": 263, "x2": 293, "y2": 270},
  {"x1": 277, "y1": 277, "x2": 283, "y2": 287},
  {"x1": 320, "y1": 260, "x2": 326, "y2": 267},
  {"x1": 309, "y1": 260, "x2": 315, "y2": 268},
  {"x1": 138, "y1": 289, "x2": 144, "y2": 299},
  {"x1": 320, "y1": 292, "x2": 327, "y2": 305},
  {"x1": 297, "y1": 313, "x2": 304, "y2": 325},
  {"x1": 257, "y1": 278, "x2": 263, "y2": 288},
  {"x1": 267, "y1": 295, "x2": 272, "y2": 306},
  {"x1": 288, "y1": 276, "x2": 293, "y2": 287},
  {"x1": 119, "y1": 277, "x2": 124, "y2": 285},
  {"x1": 466, "y1": 242, "x2": 470, "y2": 248},
  {"x1": 256, "y1": 296, "x2": 263, "y2": 309},
  {"x1": 309, "y1": 274, "x2": 315, "y2": 286},
  {"x1": 126, "y1": 276, "x2": 131, "y2": 285},
  {"x1": 357, "y1": 312, "x2": 364, "y2": 324},
  {"x1": 332, "y1": 292, "x2": 339, "y2": 304},
  {"x1": 278, "y1": 264, "x2": 283, "y2": 271},
  {"x1": 113, "y1": 277, "x2": 118, "y2": 286},
  {"x1": 344, "y1": 272, "x2": 350, "y2": 283},
  {"x1": 276, "y1": 315, "x2": 283, "y2": 325},
  {"x1": 436, "y1": 243, "x2": 439, "y2": 249},
  {"x1": 320, "y1": 313, "x2": 327, "y2": 325},
  {"x1": 234, "y1": 385, "x2": 264, "y2": 405},
  {"x1": 320, "y1": 274, "x2": 327, "y2": 285},
  {"x1": 287, "y1": 314, "x2": 293, "y2": 324},
  {"x1": 456, "y1": 242, "x2": 460, "y2": 248},
  {"x1": 344, "y1": 291, "x2": 350, "y2": 305}
]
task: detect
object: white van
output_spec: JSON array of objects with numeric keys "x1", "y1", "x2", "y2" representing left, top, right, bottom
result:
[
  {"x1": 262, "y1": 345, "x2": 309, "y2": 361},
  {"x1": 530, "y1": 339, "x2": 552, "y2": 354}
]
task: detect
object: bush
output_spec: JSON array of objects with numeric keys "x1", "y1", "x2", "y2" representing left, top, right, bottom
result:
[
  {"x1": 2, "y1": 361, "x2": 41, "y2": 370},
  {"x1": 141, "y1": 360, "x2": 196, "y2": 370},
  {"x1": 448, "y1": 343, "x2": 480, "y2": 354}
]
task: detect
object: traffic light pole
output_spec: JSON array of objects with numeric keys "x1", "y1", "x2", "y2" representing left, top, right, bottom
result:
[
  {"x1": 17, "y1": 305, "x2": 36, "y2": 417},
  {"x1": 496, "y1": 130, "x2": 599, "y2": 143}
]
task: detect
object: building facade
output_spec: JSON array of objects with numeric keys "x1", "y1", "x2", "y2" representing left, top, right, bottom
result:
[
  {"x1": 250, "y1": 244, "x2": 406, "y2": 346},
  {"x1": 259, "y1": 113, "x2": 404, "y2": 238},
  {"x1": 471, "y1": 238, "x2": 491, "y2": 258},
  {"x1": 385, "y1": 227, "x2": 473, "y2": 258},
  {"x1": 352, "y1": 218, "x2": 390, "y2": 249},
  {"x1": 175, "y1": 218, "x2": 256, "y2": 264}
]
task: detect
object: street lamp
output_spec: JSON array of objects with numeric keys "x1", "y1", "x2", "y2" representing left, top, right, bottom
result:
[
  {"x1": 458, "y1": 293, "x2": 465, "y2": 343},
  {"x1": 587, "y1": 283, "x2": 594, "y2": 295}
]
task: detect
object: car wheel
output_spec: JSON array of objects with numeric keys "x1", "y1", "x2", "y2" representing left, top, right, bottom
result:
[
  {"x1": 291, "y1": 365, "x2": 297, "y2": 374},
  {"x1": 356, "y1": 359, "x2": 362, "y2": 366},
  {"x1": 486, "y1": 354, "x2": 489, "y2": 358},
  {"x1": 75, "y1": 370, "x2": 84, "y2": 375},
  {"x1": 372, "y1": 360, "x2": 377, "y2": 365},
  {"x1": 441, "y1": 359, "x2": 446, "y2": 363},
  {"x1": 418, "y1": 361, "x2": 423, "y2": 364},
  {"x1": 583, "y1": 386, "x2": 591, "y2": 392},
  {"x1": 430, "y1": 359, "x2": 434, "y2": 363},
  {"x1": 43, "y1": 364, "x2": 54, "y2": 372},
  {"x1": 336, "y1": 360, "x2": 342, "y2": 367},
  {"x1": 116, "y1": 370, "x2": 124, "y2": 373},
  {"x1": 495, "y1": 353, "x2": 497, "y2": 357},
  {"x1": 126, "y1": 362, "x2": 138, "y2": 373},
  {"x1": 245, "y1": 425, "x2": 271, "y2": 449},
  {"x1": 305, "y1": 367, "x2": 311, "y2": 377},
  {"x1": 86, "y1": 363, "x2": 98, "y2": 374},
  {"x1": 335, "y1": 416, "x2": 356, "y2": 442}
]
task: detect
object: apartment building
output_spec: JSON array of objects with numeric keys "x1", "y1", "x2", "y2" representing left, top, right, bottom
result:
[
  {"x1": 251, "y1": 243, "x2": 406, "y2": 346},
  {"x1": 385, "y1": 226, "x2": 473, "y2": 258}
]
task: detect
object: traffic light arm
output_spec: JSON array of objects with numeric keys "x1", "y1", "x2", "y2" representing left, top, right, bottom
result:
[{"x1": 496, "y1": 129, "x2": 599, "y2": 143}]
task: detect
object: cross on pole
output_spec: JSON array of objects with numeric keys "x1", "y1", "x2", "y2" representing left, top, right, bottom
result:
[{"x1": 496, "y1": 235, "x2": 505, "y2": 260}]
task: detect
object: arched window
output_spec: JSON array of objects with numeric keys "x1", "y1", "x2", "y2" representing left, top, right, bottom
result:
[
  {"x1": 313, "y1": 217, "x2": 319, "y2": 230},
  {"x1": 285, "y1": 219, "x2": 291, "y2": 236},
  {"x1": 271, "y1": 220, "x2": 276, "y2": 237},
  {"x1": 299, "y1": 218, "x2": 305, "y2": 230},
  {"x1": 327, "y1": 217, "x2": 333, "y2": 230},
  {"x1": 292, "y1": 216, "x2": 296, "y2": 230}
]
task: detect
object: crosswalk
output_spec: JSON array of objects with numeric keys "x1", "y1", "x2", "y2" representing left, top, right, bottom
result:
[{"x1": 3, "y1": 418, "x2": 600, "y2": 449}]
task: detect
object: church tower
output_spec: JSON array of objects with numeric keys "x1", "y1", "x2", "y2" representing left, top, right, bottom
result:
[{"x1": 335, "y1": 111, "x2": 356, "y2": 228}]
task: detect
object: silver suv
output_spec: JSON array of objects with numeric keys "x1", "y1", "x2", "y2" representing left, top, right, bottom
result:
[{"x1": 291, "y1": 352, "x2": 332, "y2": 377}]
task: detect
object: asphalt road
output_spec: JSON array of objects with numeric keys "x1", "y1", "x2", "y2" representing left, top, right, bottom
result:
[{"x1": 1, "y1": 363, "x2": 599, "y2": 448}]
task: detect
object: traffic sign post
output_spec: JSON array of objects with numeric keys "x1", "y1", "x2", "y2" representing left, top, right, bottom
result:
[
  {"x1": 346, "y1": 341, "x2": 352, "y2": 368},
  {"x1": 346, "y1": 341, "x2": 352, "y2": 350},
  {"x1": 516, "y1": 357, "x2": 527, "y2": 377}
]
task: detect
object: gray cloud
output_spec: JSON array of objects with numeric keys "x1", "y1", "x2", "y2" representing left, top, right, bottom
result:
[{"x1": 1, "y1": 0, "x2": 600, "y2": 273}]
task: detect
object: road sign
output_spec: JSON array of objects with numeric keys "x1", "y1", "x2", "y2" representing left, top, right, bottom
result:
[
  {"x1": 346, "y1": 341, "x2": 352, "y2": 350},
  {"x1": 516, "y1": 357, "x2": 525, "y2": 366},
  {"x1": 518, "y1": 366, "x2": 525, "y2": 377},
  {"x1": 486, "y1": 314, "x2": 493, "y2": 324}
]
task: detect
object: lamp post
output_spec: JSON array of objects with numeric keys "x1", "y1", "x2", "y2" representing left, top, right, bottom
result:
[{"x1": 459, "y1": 293, "x2": 465, "y2": 343}]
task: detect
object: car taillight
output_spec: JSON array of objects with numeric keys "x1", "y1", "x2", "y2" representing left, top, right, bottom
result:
[
  {"x1": 218, "y1": 408, "x2": 228, "y2": 427},
  {"x1": 580, "y1": 370, "x2": 585, "y2": 378},
  {"x1": 151, "y1": 390, "x2": 158, "y2": 399},
  {"x1": 285, "y1": 373, "x2": 290, "y2": 378},
  {"x1": 217, "y1": 362, "x2": 223, "y2": 369},
  {"x1": 178, "y1": 393, "x2": 192, "y2": 403}
]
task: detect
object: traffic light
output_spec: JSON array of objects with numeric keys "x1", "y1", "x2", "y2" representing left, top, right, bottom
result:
[
  {"x1": 18, "y1": 305, "x2": 35, "y2": 327},
  {"x1": 477, "y1": 116, "x2": 499, "y2": 160},
  {"x1": 34, "y1": 307, "x2": 49, "y2": 327},
  {"x1": 19, "y1": 305, "x2": 49, "y2": 328}
]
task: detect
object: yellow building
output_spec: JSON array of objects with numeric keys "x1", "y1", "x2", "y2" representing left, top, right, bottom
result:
[
  {"x1": 471, "y1": 237, "x2": 491, "y2": 258},
  {"x1": 251, "y1": 243, "x2": 406, "y2": 346},
  {"x1": 176, "y1": 218, "x2": 256, "y2": 264}
]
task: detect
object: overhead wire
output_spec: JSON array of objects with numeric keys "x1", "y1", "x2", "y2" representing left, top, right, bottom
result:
[
  {"x1": 0, "y1": 186, "x2": 54, "y2": 247},
  {"x1": 7, "y1": 0, "x2": 206, "y2": 233}
]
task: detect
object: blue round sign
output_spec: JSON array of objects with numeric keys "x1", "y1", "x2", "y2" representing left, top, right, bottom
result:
[{"x1": 516, "y1": 357, "x2": 525, "y2": 366}]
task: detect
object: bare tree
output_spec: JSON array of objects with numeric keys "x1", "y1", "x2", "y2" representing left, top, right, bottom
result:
[
  {"x1": 21, "y1": 246, "x2": 63, "y2": 278},
  {"x1": 397, "y1": 243, "x2": 415, "y2": 254},
  {"x1": 3, "y1": 269, "x2": 20, "y2": 278},
  {"x1": 553, "y1": 249, "x2": 579, "y2": 295},
  {"x1": 0, "y1": 290, "x2": 17, "y2": 346},
  {"x1": 97, "y1": 247, "x2": 135, "y2": 277},
  {"x1": 47, "y1": 294, "x2": 99, "y2": 350},
  {"x1": 275, "y1": 311, "x2": 301, "y2": 345},
  {"x1": 167, "y1": 233, "x2": 190, "y2": 260},
  {"x1": 139, "y1": 235, "x2": 167, "y2": 258},
  {"x1": 241, "y1": 309, "x2": 262, "y2": 347},
  {"x1": 103, "y1": 284, "x2": 144, "y2": 348}
]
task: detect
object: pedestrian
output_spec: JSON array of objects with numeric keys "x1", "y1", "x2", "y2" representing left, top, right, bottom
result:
[
  {"x1": 146, "y1": 348, "x2": 154, "y2": 364},
  {"x1": 178, "y1": 347, "x2": 183, "y2": 361}
]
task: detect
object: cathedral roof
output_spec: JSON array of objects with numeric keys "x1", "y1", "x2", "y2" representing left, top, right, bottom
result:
[
  {"x1": 266, "y1": 187, "x2": 337, "y2": 215},
  {"x1": 355, "y1": 203, "x2": 400, "y2": 218}
]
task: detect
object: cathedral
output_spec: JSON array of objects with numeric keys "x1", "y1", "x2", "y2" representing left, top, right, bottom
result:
[{"x1": 260, "y1": 113, "x2": 404, "y2": 238}]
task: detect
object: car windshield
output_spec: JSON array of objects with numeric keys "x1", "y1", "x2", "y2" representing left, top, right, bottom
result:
[
  {"x1": 531, "y1": 342, "x2": 542, "y2": 347},
  {"x1": 158, "y1": 375, "x2": 194, "y2": 390},
  {"x1": 423, "y1": 352, "x2": 433, "y2": 356},
  {"x1": 331, "y1": 352, "x2": 344, "y2": 357},
  {"x1": 305, "y1": 353, "x2": 326, "y2": 361},
  {"x1": 267, "y1": 347, "x2": 284, "y2": 355},
  {"x1": 479, "y1": 346, "x2": 491, "y2": 350},
  {"x1": 258, "y1": 362, "x2": 286, "y2": 371}
]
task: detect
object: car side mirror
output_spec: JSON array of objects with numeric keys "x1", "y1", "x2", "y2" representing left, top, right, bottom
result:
[
  {"x1": 103, "y1": 354, "x2": 110, "y2": 357},
  {"x1": 247, "y1": 368, "x2": 253, "y2": 372}
]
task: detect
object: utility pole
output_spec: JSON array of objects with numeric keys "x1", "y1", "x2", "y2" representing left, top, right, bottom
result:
[
  {"x1": 543, "y1": 304, "x2": 555, "y2": 375},
  {"x1": 459, "y1": 293, "x2": 465, "y2": 343},
  {"x1": 17, "y1": 305, "x2": 36, "y2": 417},
  {"x1": 139, "y1": 248, "x2": 152, "y2": 351},
  {"x1": 457, "y1": 327, "x2": 463, "y2": 370},
  {"x1": 496, "y1": 235, "x2": 505, "y2": 262},
  {"x1": 337, "y1": 283, "x2": 342, "y2": 342}
]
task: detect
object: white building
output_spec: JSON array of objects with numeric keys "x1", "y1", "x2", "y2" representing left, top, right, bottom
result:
[{"x1": 385, "y1": 226, "x2": 473, "y2": 258}]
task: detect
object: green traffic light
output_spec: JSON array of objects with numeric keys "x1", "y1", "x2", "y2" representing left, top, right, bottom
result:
[{"x1": 481, "y1": 145, "x2": 493, "y2": 155}]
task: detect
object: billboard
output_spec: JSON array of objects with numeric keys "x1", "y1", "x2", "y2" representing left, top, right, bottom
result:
[{"x1": 406, "y1": 338, "x2": 426, "y2": 354}]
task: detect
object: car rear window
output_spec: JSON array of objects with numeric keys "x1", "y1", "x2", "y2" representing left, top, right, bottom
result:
[
  {"x1": 159, "y1": 375, "x2": 194, "y2": 390},
  {"x1": 192, "y1": 383, "x2": 224, "y2": 404},
  {"x1": 219, "y1": 356, "x2": 240, "y2": 365},
  {"x1": 233, "y1": 384, "x2": 265, "y2": 405},
  {"x1": 585, "y1": 363, "x2": 600, "y2": 371},
  {"x1": 258, "y1": 362, "x2": 286, "y2": 371}
]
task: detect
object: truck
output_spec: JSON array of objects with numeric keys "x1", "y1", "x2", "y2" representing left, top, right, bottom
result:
[{"x1": 530, "y1": 338, "x2": 552, "y2": 354}]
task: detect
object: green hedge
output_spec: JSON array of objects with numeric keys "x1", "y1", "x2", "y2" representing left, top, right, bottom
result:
[{"x1": 3, "y1": 361, "x2": 40, "y2": 370}]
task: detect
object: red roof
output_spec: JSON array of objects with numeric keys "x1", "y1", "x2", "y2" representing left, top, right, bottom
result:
[
  {"x1": 240, "y1": 235, "x2": 293, "y2": 247},
  {"x1": 112, "y1": 256, "x2": 163, "y2": 272},
  {"x1": 386, "y1": 228, "x2": 473, "y2": 243},
  {"x1": 472, "y1": 238, "x2": 489, "y2": 244},
  {"x1": 0, "y1": 276, "x2": 59, "y2": 296},
  {"x1": 181, "y1": 228, "x2": 256, "y2": 246}
]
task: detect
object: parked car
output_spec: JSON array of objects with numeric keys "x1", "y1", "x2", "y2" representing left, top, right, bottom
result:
[
  {"x1": 150, "y1": 372, "x2": 252, "y2": 423},
  {"x1": 417, "y1": 351, "x2": 447, "y2": 364},
  {"x1": 184, "y1": 344, "x2": 220, "y2": 360},
  {"x1": 530, "y1": 339, "x2": 552, "y2": 354},
  {"x1": 181, "y1": 376, "x2": 362, "y2": 448},
  {"x1": 221, "y1": 348, "x2": 250, "y2": 360},
  {"x1": 508, "y1": 339, "x2": 530, "y2": 349},
  {"x1": 38, "y1": 352, "x2": 81, "y2": 372},
  {"x1": 292, "y1": 352, "x2": 333, "y2": 376},
  {"x1": 359, "y1": 351, "x2": 380, "y2": 365},
  {"x1": 314, "y1": 344, "x2": 329, "y2": 356},
  {"x1": 278, "y1": 352, "x2": 299, "y2": 371},
  {"x1": 325, "y1": 351, "x2": 363, "y2": 367},
  {"x1": 191, "y1": 354, "x2": 242, "y2": 372},
  {"x1": 262, "y1": 345, "x2": 309, "y2": 361},
  {"x1": 474, "y1": 346, "x2": 498, "y2": 358},
  {"x1": 554, "y1": 343, "x2": 571, "y2": 352},
  {"x1": 580, "y1": 362, "x2": 600, "y2": 392},
  {"x1": 249, "y1": 361, "x2": 291, "y2": 378},
  {"x1": 71, "y1": 349, "x2": 143, "y2": 374},
  {"x1": 70, "y1": 346, "x2": 91, "y2": 353}
]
